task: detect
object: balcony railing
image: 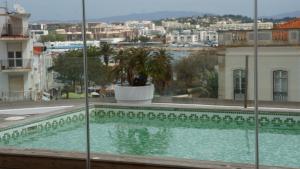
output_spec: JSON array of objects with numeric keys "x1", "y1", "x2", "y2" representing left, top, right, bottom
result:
[
  {"x1": 0, "y1": 90, "x2": 35, "y2": 102},
  {"x1": 0, "y1": 59, "x2": 32, "y2": 71},
  {"x1": 219, "y1": 29, "x2": 300, "y2": 46},
  {"x1": 0, "y1": 25, "x2": 29, "y2": 39}
]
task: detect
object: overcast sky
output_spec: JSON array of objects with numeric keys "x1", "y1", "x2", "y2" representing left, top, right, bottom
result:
[{"x1": 8, "y1": 0, "x2": 300, "y2": 21}]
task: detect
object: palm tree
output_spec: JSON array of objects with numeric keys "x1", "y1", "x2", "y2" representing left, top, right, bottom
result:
[
  {"x1": 148, "y1": 49, "x2": 173, "y2": 95},
  {"x1": 112, "y1": 47, "x2": 173, "y2": 90},
  {"x1": 100, "y1": 43, "x2": 114, "y2": 66},
  {"x1": 113, "y1": 47, "x2": 151, "y2": 86}
]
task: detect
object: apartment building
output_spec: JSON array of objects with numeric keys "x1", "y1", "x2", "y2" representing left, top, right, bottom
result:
[
  {"x1": 89, "y1": 23, "x2": 137, "y2": 41},
  {"x1": 33, "y1": 43, "x2": 63, "y2": 97},
  {"x1": 29, "y1": 23, "x2": 49, "y2": 42},
  {"x1": 197, "y1": 30, "x2": 218, "y2": 42},
  {"x1": 167, "y1": 33, "x2": 198, "y2": 44},
  {"x1": 55, "y1": 29, "x2": 94, "y2": 41},
  {"x1": 0, "y1": 6, "x2": 36, "y2": 101},
  {"x1": 162, "y1": 21, "x2": 196, "y2": 30},
  {"x1": 218, "y1": 19, "x2": 300, "y2": 102}
]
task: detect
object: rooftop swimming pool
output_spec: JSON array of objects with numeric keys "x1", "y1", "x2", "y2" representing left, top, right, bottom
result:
[{"x1": 0, "y1": 105, "x2": 299, "y2": 168}]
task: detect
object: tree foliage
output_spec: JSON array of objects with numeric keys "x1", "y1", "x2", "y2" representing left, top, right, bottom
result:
[
  {"x1": 148, "y1": 49, "x2": 173, "y2": 95},
  {"x1": 40, "y1": 31, "x2": 66, "y2": 42},
  {"x1": 50, "y1": 46, "x2": 112, "y2": 97},
  {"x1": 174, "y1": 49, "x2": 218, "y2": 98},
  {"x1": 112, "y1": 47, "x2": 173, "y2": 92},
  {"x1": 113, "y1": 47, "x2": 151, "y2": 86},
  {"x1": 100, "y1": 43, "x2": 114, "y2": 66}
]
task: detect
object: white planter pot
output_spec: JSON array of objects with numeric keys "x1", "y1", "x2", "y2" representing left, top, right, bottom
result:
[{"x1": 114, "y1": 84, "x2": 154, "y2": 104}]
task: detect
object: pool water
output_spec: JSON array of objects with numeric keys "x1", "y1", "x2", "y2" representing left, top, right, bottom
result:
[{"x1": 1, "y1": 107, "x2": 300, "y2": 168}]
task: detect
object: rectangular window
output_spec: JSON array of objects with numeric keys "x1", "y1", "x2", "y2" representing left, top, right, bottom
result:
[
  {"x1": 291, "y1": 31, "x2": 297, "y2": 40},
  {"x1": 8, "y1": 51, "x2": 14, "y2": 58},
  {"x1": 7, "y1": 51, "x2": 23, "y2": 68},
  {"x1": 273, "y1": 70, "x2": 288, "y2": 101},
  {"x1": 233, "y1": 69, "x2": 246, "y2": 100}
]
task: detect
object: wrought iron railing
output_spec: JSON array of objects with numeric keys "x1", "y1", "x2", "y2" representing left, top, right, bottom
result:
[{"x1": 0, "y1": 90, "x2": 36, "y2": 102}]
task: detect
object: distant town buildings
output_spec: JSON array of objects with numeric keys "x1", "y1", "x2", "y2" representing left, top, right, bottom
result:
[
  {"x1": 162, "y1": 21, "x2": 199, "y2": 30},
  {"x1": 29, "y1": 16, "x2": 281, "y2": 48},
  {"x1": 45, "y1": 41, "x2": 100, "y2": 53},
  {"x1": 166, "y1": 31, "x2": 199, "y2": 44},
  {"x1": 30, "y1": 23, "x2": 49, "y2": 41},
  {"x1": 210, "y1": 22, "x2": 273, "y2": 31}
]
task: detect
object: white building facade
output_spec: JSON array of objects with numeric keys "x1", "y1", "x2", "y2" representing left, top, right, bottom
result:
[
  {"x1": 198, "y1": 30, "x2": 218, "y2": 42},
  {"x1": 0, "y1": 6, "x2": 37, "y2": 101},
  {"x1": 218, "y1": 28, "x2": 300, "y2": 102}
]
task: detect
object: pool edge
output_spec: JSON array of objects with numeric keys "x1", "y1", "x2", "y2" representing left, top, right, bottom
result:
[{"x1": 0, "y1": 148, "x2": 297, "y2": 169}]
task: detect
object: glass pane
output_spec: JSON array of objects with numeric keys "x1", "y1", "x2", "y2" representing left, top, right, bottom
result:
[
  {"x1": 15, "y1": 52, "x2": 22, "y2": 58},
  {"x1": 0, "y1": 2, "x2": 86, "y2": 169},
  {"x1": 260, "y1": 0, "x2": 300, "y2": 168},
  {"x1": 8, "y1": 59, "x2": 15, "y2": 67},
  {"x1": 8, "y1": 52, "x2": 14, "y2": 58},
  {"x1": 89, "y1": 0, "x2": 255, "y2": 168},
  {"x1": 16, "y1": 59, "x2": 22, "y2": 67}
]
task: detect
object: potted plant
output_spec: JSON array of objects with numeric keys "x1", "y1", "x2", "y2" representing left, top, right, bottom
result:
[{"x1": 112, "y1": 47, "x2": 172, "y2": 104}]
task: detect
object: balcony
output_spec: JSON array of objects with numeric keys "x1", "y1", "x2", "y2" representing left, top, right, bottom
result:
[
  {"x1": 0, "y1": 25, "x2": 30, "y2": 41},
  {"x1": 0, "y1": 59, "x2": 32, "y2": 73},
  {"x1": 0, "y1": 90, "x2": 35, "y2": 102}
]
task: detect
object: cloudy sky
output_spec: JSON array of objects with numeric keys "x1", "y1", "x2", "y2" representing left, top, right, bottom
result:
[{"x1": 8, "y1": 0, "x2": 300, "y2": 21}]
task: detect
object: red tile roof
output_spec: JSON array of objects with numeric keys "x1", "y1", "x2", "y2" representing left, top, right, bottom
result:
[{"x1": 274, "y1": 18, "x2": 300, "y2": 29}]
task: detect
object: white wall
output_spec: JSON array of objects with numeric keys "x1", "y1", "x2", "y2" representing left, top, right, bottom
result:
[
  {"x1": 22, "y1": 39, "x2": 32, "y2": 59},
  {"x1": 0, "y1": 41, "x2": 7, "y2": 60},
  {"x1": 222, "y1": 47, "x2": 300, "y2": 102},
  {"x1": 0, "y1": 73, "x2": 9, "y2": 92},
  {"x1": 23, "y1": 73, "x2": 30, "y2": 90}
]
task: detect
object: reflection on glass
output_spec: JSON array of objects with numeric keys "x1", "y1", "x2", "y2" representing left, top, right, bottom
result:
[{"x1": 110, "y1": 125, "x2": 170, "y2": 155}]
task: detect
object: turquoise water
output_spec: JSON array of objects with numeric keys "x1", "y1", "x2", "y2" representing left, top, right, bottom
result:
[{"x1": 1, "y1": 110, "x2": 300, "y2": 168}]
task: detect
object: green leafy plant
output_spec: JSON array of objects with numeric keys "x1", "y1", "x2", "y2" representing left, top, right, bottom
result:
[
  {"x1": 112, "y1": 47, "x2": 173, "y2": 93},
  {"x1": 174, "y1": 49, "x2": 218, "y2": 98}
]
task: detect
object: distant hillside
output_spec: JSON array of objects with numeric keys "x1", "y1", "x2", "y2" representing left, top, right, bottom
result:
[
  {"x1": 90, "y1": 11, "x2": 205, "y2": 23},
  {"x1": 31, "y1": 11, "x2": 206, "y2": 24},
  {"x1": 270, "y1": 11, "x2": 300, "y2": 19}
]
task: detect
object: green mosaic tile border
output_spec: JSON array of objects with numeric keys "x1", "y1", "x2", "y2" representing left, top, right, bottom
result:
[
  {"x1": 94, "y1": 104, "x2": 300, "y2": 116},
  {"x1": 0, "y1": 109, "x2": 87, "y2": 144},
  {"x1": 91, "y1": 108, "x2": 300, "y2": 129},
  {"x1": 0, "y1": 107, "x2": 86, "y2": 133}
]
